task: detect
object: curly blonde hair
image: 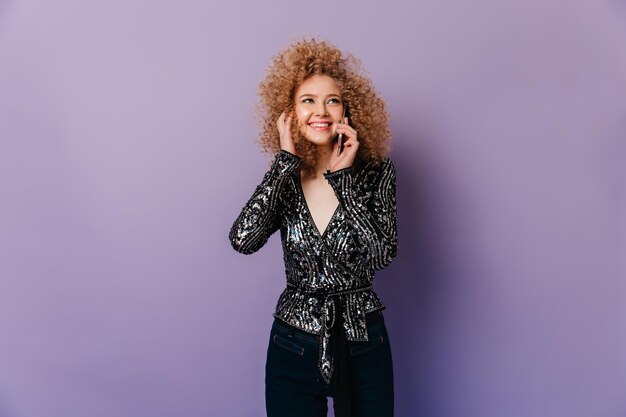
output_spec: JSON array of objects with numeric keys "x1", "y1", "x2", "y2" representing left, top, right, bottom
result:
[{"x1": 255, "y1": 37, "x2": 392, "y2": 175}]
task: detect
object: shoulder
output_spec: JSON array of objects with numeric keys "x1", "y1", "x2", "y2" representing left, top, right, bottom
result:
[
  {"x1": 358, "y1": 156, "x2": 395, "y2": 177},
  {"x1": 380, "y1": 157, "x2": 395, "y2": 173},
  {"x1": 354, "y1": 157, "x2": 396, "y2": 190}
]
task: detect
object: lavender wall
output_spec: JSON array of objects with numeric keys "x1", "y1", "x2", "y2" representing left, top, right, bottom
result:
[{"x1": 1, "y1": 0, "x2": 625, "y2": 416}]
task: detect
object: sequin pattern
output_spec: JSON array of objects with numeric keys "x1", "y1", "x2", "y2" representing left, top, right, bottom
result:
[{"x1": 229, "y1": 150, "x2": 398, "y2": 383}]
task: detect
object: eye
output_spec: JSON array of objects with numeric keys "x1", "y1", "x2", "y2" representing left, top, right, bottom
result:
[
  {"x1": 328, "y1": 98, "x2": 341, "y2": 104},
  {"x1": 301, "y1": 98, "x2": 314, "y2": 103}
]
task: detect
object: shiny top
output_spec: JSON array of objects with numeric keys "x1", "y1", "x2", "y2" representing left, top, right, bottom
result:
[{"x1": 229, "y1": 149, "x2": 398, "y2": 383}]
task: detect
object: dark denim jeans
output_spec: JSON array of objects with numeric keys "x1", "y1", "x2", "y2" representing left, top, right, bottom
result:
[{"x1": 265, "y1": 311, "x2": 394, "y2": 417}]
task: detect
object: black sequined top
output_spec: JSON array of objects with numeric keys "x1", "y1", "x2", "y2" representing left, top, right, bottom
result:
[{"x1": 229, "y1": 149, "x2": 398, "y2": 384}]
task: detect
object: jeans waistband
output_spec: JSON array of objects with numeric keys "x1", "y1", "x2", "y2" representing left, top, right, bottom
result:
[
  {"x1": 365, "y1": 309, "x2": 384, "y2": 324},
  {"x1": 273, "y1": 310, "x2": 383, "y2": 342}
]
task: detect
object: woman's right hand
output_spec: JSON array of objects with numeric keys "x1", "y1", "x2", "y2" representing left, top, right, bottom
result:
[{"x1": 277, "y1": 111, "x2": 297, "y2": 155}]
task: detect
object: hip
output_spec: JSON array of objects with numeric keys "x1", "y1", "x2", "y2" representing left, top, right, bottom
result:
[{"x1": 269, "y1": 310, "x2": 389, "y2": 358}]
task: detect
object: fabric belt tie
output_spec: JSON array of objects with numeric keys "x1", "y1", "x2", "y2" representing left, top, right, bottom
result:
[
  {"x1": 331, "y1": 295, "x2": 351, "y2": 417},
  {"x1": 286, "y1": 283, "x2": 375, "y2": 417}
]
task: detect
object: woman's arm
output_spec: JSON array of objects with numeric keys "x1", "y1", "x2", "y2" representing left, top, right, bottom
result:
[
  {"x1": 229, "y1": 150, "x2": 302, "y2": 254},
  {"x1": 324, "y1": 158, "x2": 398, "y2": 270}
]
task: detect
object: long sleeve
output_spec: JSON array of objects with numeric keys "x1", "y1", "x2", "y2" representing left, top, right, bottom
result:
[
  {"x1": 229, "y1": 150, "x2": 302, "y2": 254},
  {"x1": 323, "y1": 158, "x2": 398, "y2": 270}
]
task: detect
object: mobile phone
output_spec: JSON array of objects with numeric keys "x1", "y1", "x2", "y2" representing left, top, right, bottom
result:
[{"x1": 336, "y1": 104, "x2": 350, "y2": 156}]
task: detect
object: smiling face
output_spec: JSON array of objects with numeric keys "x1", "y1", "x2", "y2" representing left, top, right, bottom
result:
[{"x1": 294, "y1": 74, "x2": 345, "y2": 149}]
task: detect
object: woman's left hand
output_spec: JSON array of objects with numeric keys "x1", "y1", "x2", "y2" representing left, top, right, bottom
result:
[{"x1": 329, "y1": 117, "x2": 359, "y2": 172}]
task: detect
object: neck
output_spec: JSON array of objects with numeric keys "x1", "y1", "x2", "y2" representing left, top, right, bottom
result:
[{"x1": 311, "y1": 144, "x2": 333, "y2": 178}]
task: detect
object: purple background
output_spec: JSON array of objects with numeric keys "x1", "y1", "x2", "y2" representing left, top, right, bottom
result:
[{"x1": 1, "y1": 0, "x2": 625, "y2": 416}]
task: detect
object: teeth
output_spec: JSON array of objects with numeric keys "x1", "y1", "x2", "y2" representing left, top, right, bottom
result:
[{"x1": 310, "y1": 123, "x2": 330, "y2": 127}]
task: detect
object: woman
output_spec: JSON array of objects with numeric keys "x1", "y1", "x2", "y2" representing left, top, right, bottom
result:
[{"x1": 229, "y1": 38, "x2": 398, "y2": 417}]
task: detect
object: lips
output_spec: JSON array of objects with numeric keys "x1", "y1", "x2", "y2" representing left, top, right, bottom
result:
[{"x1": 308, "y1": 121, "x2": 333, "y2": 131}]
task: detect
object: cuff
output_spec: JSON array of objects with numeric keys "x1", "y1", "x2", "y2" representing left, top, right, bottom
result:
[
  {"x1": 323, "y1": 167, "x2": 354, "y2": 199},
  {"x1": 273, "y1": 150, "x2": 302, "y2": 175}
]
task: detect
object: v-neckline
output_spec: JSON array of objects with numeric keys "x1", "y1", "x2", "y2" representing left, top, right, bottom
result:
[{"x1": 296, "y1": 172, "x2": 340, "y2": 239}]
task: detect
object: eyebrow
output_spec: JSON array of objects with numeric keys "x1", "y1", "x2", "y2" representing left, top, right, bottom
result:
[{"x1": 298, "y1": 93, "x2": 342, "y2": 99}]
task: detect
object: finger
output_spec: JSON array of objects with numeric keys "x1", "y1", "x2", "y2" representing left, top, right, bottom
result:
[
  {"x1": 342, "y1": 136, "x2": 360, "y2": 148},
  {"x1": 337, "y1": 126, "x2": 358, "y2": 140},
  {"x1": 340, "y1": 122, "x2": 356, "y2": 132},
  {"x1": 337, "y1": 120, "x2": 355, "y2": 131},
  {"x1": 341, "y1": 135, "x2": 353, "y2": 145}
]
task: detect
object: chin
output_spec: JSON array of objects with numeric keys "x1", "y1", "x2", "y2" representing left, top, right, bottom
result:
[
  {"x1": 301, "y1": 132, "x2": 336, "y2": 147},
  {"x1": 306, "y1": 138, "x2": 333, "y2": 147}
]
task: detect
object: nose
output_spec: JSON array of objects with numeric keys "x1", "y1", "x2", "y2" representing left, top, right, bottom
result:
[{"x1": 315, "y1": 101, "x2": 329, "y2": 117}]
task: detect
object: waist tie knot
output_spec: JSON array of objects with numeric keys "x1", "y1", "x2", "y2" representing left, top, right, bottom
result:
[{"x1": 286, "y1": 283, "x2": 373, "y2": 417}]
